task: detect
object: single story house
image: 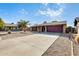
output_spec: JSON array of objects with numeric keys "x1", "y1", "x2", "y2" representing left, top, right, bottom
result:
[
  {"x1": 29, "y1": 21, "x2": 67, "y2": 33},
  {"x1": 4, "y1": 23, "x2": 18, "y2": 31}
]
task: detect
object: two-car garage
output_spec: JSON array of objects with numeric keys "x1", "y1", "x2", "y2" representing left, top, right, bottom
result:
[
  {"x1": 30, "y1": 21, "x2": 66, "y2": 33},
  {"x1": 47, "y1": 25, "x2": 63, "y2": 33}
]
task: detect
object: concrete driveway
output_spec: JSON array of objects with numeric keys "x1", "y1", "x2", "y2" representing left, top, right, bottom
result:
[{"x1": 0, "y1": 33, "x2": 59, "y2": 56}]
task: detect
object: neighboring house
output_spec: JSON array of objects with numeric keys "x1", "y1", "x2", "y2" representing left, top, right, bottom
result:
[
  {"x1": 4, "y1": 23, "x2": 18, "y2": 31},
  {"x1": 30, "y1": 21, "x2": 67, "y2": 33}
]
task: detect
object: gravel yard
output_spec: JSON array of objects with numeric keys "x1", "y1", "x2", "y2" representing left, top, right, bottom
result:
[
  {"x1": 73, "y1": 42, "x2": 79, "y2": 56},
  {"x1": 0, "y1": 31, "x2": 33, "y2": 40},
  {"x1": 42, "y1": 34, "x2": 71, "y2": 56}
]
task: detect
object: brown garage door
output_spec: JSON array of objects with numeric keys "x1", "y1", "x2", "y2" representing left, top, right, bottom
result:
[{"x1": 47, "y1": 25, "x2": 63, "y2": 33}]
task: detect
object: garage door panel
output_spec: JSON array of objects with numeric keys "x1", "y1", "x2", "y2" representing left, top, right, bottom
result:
[{"x1": 47, "y1": 25, "x2": 63, "y2": 33}]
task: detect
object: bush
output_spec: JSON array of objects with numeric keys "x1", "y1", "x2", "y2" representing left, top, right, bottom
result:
[
  {"x1": 8, "y1": 30, "x2": 11, "y2": 34},
  {"x1": 65, "y1": 26, "x2": 76, "y2": 33}
]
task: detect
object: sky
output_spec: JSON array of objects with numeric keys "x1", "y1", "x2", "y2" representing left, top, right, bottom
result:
[{"x1": 0, "y1": 3, "x2": 79, "y2": 26}]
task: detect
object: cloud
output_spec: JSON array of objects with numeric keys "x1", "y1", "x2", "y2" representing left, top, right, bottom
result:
[
  {"x1": 42, "y1": 3, "x2": 48, "y2": 6},
  {"x1": 38, "y1": 3, "x2": 64, "y2": 17},
  {"x1": 18, "y1": 9, "x2": 28, "y2": 15},
  {"x1": 17, "y1": 9, "x2": 29, "y2": 20}
]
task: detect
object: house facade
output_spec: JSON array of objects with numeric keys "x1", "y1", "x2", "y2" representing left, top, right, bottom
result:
[
  {"x1": 4, "y1": 23, "x2": 18, "y2": 31},
  {"x1": 30, "y1": 21, "x2": 67, "y2": 33}
]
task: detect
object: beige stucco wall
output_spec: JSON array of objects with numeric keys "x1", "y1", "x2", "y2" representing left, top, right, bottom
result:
[
  {"x1": 45, "y1": 26, "x2": 47, "y2": 32},
  {"x1": 4, "y1": 26, "x2": 17, "y2": 31},
  {"x1": 63, "y1": 24, "x2": 67, "y2": 33},
  {"x1": 31, "y1": 24, "x2": 66, "y2": 33}
]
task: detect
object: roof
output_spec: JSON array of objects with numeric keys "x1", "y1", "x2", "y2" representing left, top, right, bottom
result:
[
  {"x1": 4, "y1": 23, "x2": 17, "y2": 27},
  {"x1": 31, "y1": 21, "x2": 67, "y2": 27}
]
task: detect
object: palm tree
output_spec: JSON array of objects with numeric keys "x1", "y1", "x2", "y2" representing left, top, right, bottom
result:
[
  {"x1": 17, "y1": 20, "x2": 29, "y2": 32},
  {"x1": 0, "y1": 18, "x2": 5, "y2": 30}
]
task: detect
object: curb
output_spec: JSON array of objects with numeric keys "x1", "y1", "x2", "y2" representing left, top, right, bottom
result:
[{"x1": 71, "y1": 41, "x2": 74, "y2": 56}]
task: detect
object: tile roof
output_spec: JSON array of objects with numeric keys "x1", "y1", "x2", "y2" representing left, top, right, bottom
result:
[
  {"x1": 31, "y1": 21, "x2": 66, "y2": 27},
  {"x1": 4, "y1": 23, "x2": 17, "y2": 27}
]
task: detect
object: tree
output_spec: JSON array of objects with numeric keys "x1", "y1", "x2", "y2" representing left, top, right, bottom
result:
[
  {"x1": 74, "y1": 19, "x2": 77, "y2": 26},
  {"x1": 11, "y1": 22, "x2": 14, "y2": 24},
  {"x1": 52, "y1": 21, "x2": 57, "y2": 22},
  {"x1": 17, "y1": 20, "x2": 29, "y2": 32},
  {"x1": 0, "y1": 18, "x2": 5, "y2": 30},
  {"x1": 43, "y1": 21, "x2": 47, "y2": 24},
  {"x1": 65, "y1": 26, "x2": 75, "y2": 33}
]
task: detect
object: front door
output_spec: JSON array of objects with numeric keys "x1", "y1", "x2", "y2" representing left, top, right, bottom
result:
[{"x1": 42, "y1": 26, "x2": 45, "y2": 32}]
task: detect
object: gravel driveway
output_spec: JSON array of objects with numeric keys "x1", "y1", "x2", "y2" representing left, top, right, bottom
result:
[
  {"x1": 73, "y1": 42, "x2": 79, "y2": 56},
  {"x1": 42, "y1": 34, "x2": 71, "y2": 56}
]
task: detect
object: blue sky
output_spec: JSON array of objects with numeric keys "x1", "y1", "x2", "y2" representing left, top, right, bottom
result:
[{"x1": 0, "y1": 3, "x2": 79, "y2": 26}]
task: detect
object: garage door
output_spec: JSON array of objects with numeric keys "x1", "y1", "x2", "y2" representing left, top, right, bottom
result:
[{"x1": 47, "y1": 25, "x2": 63, "y2": 33}]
